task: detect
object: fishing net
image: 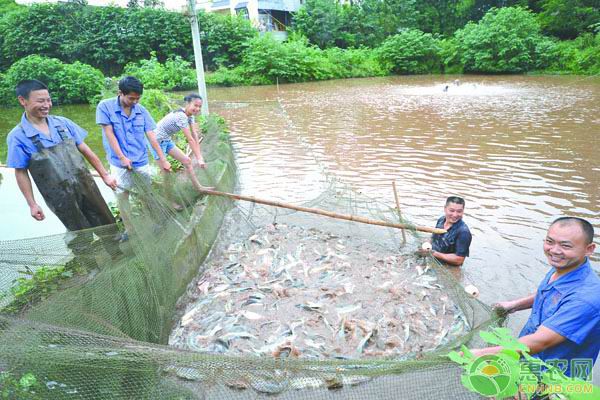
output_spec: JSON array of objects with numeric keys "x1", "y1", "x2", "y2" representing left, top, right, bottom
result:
[{"x1": 0, "y1": 115, "x2": 502, "y2": 399}]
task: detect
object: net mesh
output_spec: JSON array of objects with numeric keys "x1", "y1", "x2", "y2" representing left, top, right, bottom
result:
[{"x1": 0, "y1": 115, "x2": 502, "y2": 399}]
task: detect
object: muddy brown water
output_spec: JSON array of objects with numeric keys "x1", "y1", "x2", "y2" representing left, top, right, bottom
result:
[
  {"x1": 207, "y1": 76, "x2": 600, "y2": 383},
  {"x1": 1, "y1": 75, "x2": 599, "y2": 381}
]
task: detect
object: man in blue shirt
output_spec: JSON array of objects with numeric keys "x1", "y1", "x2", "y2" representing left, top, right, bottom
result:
[
  {"x1": 426, "y1": 196, "x2": 472, "y2": 267},
  {"x1": 96, "y1": 76, "x2": 170, "y2": 200},
  {"x1": 6, "y1": 79, "x2": 117, "y2": 230},
  {"x1": 472, "y1": 217, "x2": 600, "y2": 379}
]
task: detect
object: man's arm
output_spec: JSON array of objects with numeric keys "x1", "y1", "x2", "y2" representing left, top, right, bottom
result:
[
  {"x1": 77, "y1": 142, "x2": 117, "y2": 190},
  {"x1": 495, "y1": 294, "x2": 536, "y2": 314},
  {"x1": 101, "y1": 124, "x2": 132, "y2": 169},
  {"x1": 432, "y1": 251, "x2": 465, "y2": 266},
  {"x1": 146, "y1": 131, "x2": 171, "y2": 172},
  {"x1": 15, "y1": 168, "x2": 45, "y2": 221},
  {"x1": 471, "y1": 326, "x2": 566, "y2": 358}
]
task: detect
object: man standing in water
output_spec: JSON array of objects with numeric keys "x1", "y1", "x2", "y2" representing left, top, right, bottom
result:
[
  {"x1": 471, "y1": 217, "x2": 599, "y2": 380},
  {"x1": 422, "y1": 196, "x2": 472, "y2": 266},
  {"x1": 6, "y1": 79, "x2": 118, "y2": 257}
]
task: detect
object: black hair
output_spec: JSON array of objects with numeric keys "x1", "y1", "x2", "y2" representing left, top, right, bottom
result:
[
  {"x1": 551, "y1": 217, "x2": 595, "y2": 245},
  {"x1": 184, "y1": 93, "x2": 203, "y2": 103},
  {"x1": 445, "y1": 196, "x2": 465, "y2": 207},
  {"x1": 16, "y1": 79, "x2": 48, "y2": 99},
  {"x1": 118, "y1": 76, "x2": 144, "y2": 95}
]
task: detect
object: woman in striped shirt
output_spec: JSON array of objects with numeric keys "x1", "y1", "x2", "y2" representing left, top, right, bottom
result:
[{"x1": 152, "y1": 94, "x2": 213, "y2": 204}]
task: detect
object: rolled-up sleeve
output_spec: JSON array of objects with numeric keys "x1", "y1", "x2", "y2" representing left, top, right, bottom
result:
[
  {"x1": 6, "y1": 134, "x2": 30, "y2": 169},
  {"x1": 96, "y1": 101, "x2": 112, "y2": 126},
  {"x1": 141, "y1": 107, "x2": 156, "y2": 132},
  {"x1": 62, "y1": 118, "x2": 88, "y2": 145},
  {"x1": 542, "y1": 298, "x2": 600, "y2": 345}
]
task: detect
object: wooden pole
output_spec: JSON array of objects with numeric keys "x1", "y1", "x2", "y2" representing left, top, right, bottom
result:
[
  {"x1": 198, "y1": 188, "x2": 446, "y2": 234},
  {"x1": 392, "y1": 181, "x2": 407, "y2": 243}
]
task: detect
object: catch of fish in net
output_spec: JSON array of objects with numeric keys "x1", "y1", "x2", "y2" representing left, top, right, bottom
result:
[{"x1": 170, "y1": 223, "x2": 469, "y2": 360}]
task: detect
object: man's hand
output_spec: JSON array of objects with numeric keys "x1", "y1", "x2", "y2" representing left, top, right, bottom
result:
[
  {"x1": 30, "y1": 204, "x2": 45, "y2": 221},
  {"x1": 102, "y1": 174, "x2": 118, "y2": 190},
  {"x1": 159, "y1": 158, "x2": 172, "y2": 172},
  {"x1": 119, "y1": 156, "x2": 133, "y2": 170},
  {"x1": 492, "y1": 300, "x2": 518, "y2": 316}
]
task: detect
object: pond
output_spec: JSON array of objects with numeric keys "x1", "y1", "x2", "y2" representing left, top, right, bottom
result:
[{"x1": 1, "y1": 76, "x2": 599, "y2": 382}]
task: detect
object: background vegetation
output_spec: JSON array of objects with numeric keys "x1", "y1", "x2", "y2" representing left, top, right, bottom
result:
[{"x1": 0, "y1": 0, "x2": 598, "y2": 105}]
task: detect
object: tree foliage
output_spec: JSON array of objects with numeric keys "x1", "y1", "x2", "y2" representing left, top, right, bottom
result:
[
  {"x1": 377, "y1": 29, "x2": 442, "y2": 74},
  {"x1": 0, "y1": 55, "x2": 104, "y2": 106},
  {"x1": 0, "y1": 3, "x2": 255, "y2": 75},
  {"x1": 537, "y1": 0, "x2": 600, "y2": 39},
  {"x1": 455, "y1": 6, "x2": 549, "y2": 72},
  {"x1": 123, "y1": 53, "x2": 197, "y2": 91},
  {"x1": 292, "y1": 0, "x2": 418, "y2": 49}
]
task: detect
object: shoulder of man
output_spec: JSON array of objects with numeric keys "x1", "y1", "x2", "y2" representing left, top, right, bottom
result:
[
  {"x1": 97, "y1": 97, "x2": 117, "y2": 109},
  {"x1": 559, "y1": 278, "x2": 600, "y2": 310},
  {"x1": 458, "y1": 219, "x2": 471, "y2": 234},
  {"x1": 6, "y1": 124, "x2": 25, "y2": 143}
]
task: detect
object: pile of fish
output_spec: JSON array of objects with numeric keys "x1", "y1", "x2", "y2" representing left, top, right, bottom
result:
[{"x1": 169, "y1": 223, "x2": 468, "y2": 360}]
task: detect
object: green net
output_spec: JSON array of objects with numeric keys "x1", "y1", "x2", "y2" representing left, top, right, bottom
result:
[{"x1": 0, "y1": 115, "x2": 502, "y2": 399}]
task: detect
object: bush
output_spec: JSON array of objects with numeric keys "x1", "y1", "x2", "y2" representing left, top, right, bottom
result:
[
  {"x1": 455, "y1": 7, "x2": 546, "y2": 73},
  {"x1": 323, "y1": 47, "x2": 387, "y2": 78},
  {"x1": 0, "y1": 3, "x2": 256, "y2": 74},
  {"x1": 0, "y1": 55, "x2": 104, "y2": 106},
  {"x1": 542, "y1": 33, "x2": 600, "y2": 74},
  {"x1": 242, "y1": 35, "x2": 331, "y2": 83},
  {"x1": 138, "y1": 88, "x2": 176, "y2": 121},
  {"x1": 206, "y1": 35, "x2": 386, "y2": 86},
  {"x1": 124, "y1": 53, "x2": 197, "y2": 91},
  {"x1": 377, "y1": 29, "x2": 441, "y2": 74}
]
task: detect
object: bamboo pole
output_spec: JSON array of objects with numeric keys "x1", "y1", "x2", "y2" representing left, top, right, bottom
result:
[
  {"x1": 392, "y1": 181, "x2": 407, "y2": 243},
  {"x1": 198, "y1": 188, "x2": 446, "y2": 234}
]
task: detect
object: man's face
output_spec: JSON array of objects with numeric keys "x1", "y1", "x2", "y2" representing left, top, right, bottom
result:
[
  {"x1": 119, "y1": 91, "x2": 141, "y2": 108},
  {"x1": 543, "y1": 223, "x2": 595, "y2": 270},
  {"x1": 18, "y1": 89, "x2": 52, "y2": 119},
  {"x1": 444, "y1": 202, "x2": 464, "y2": 224}
]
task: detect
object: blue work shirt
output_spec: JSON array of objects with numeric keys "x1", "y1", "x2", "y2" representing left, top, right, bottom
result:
[
  {"x1": 519, "y1": 258, "x2": 600, "y2": 378},
  {"x1": 96, "y1": 97, "x2": 156, "y2": 168},
  {"x1": 6, "y1": 113, "x2": 87, "y2": 169},
  {"x1": 431, "y1": 216, "x2": 472, "y2": 257}
]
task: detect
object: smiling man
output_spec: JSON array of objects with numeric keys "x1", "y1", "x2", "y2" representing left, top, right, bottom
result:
[
  {"x1": 429, "y1": 196, "x2": 472, "y2": 266},
  {"x1": 472, "y1": 217, "x2": 600, "y2": 379},
  {"x1": 6, "y1": 79, "x2": 116, "y2": 230}
]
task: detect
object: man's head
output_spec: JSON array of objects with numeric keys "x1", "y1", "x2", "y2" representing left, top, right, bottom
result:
[
  {"x1": 444, "y1": 196, "x2": 465, "y2": 225},
  {"x1": 118, "y1": 76, "x2": 143, "y2": 108},
  {"x1": 544, "y1": 217, "x2": 596, "y2": 270},
  {"x1": 16, "y1": 80, "x2": 52, "y2": 119}
]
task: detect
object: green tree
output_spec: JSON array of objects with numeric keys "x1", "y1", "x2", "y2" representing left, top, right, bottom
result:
[
  {"x1": 0, "y1": 0, "x2": 22, "y2": 14},
  {"x1": 0, "y1": 4, "x2": 254, "y2": 74},
  {"x1": 455, "y1": 6, "x2": 546, "y2": 72},
  {"x1": 377, "y1": 28, "x2": 441, "y2": 74},
  {"x1": 537, "y1": 0, "x2": 600, "y2": 39},
  {"x1": 0, "y1": 55, "x2": 104, "y2": 106},
  {"x1": 292, "y1": 0, "x2": 345, "y2": 48}
]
